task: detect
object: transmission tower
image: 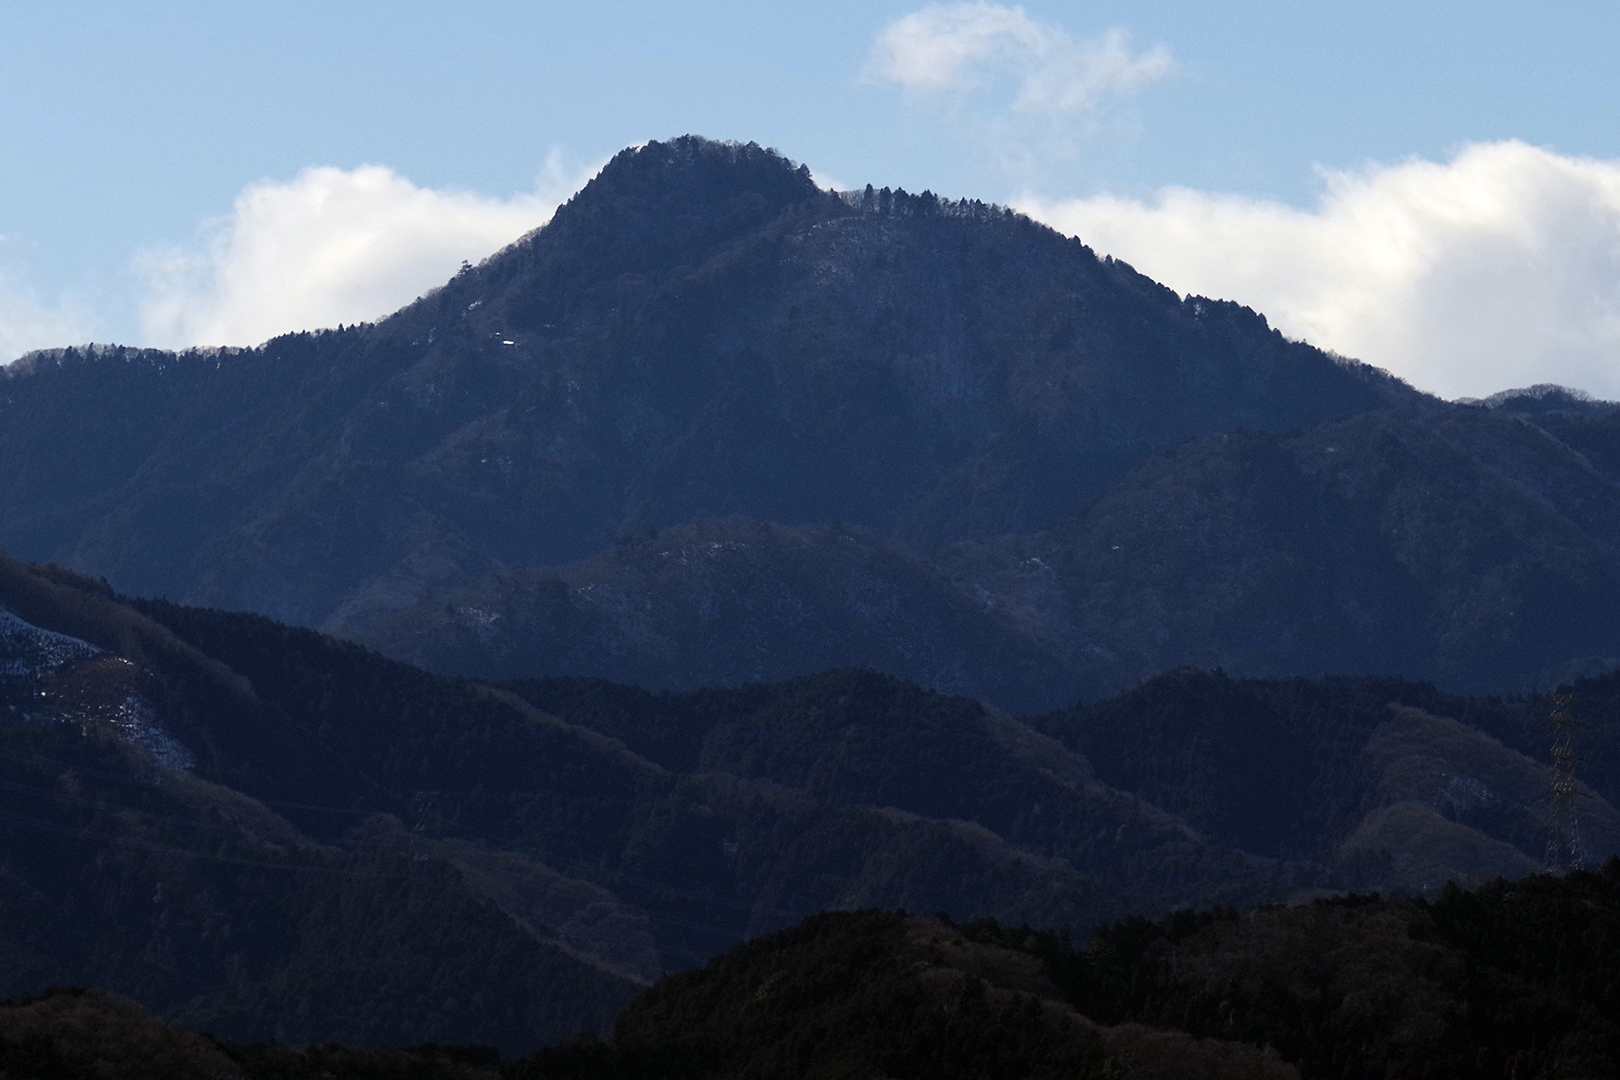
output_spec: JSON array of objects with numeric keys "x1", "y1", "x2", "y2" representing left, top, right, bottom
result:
[{"x1": 1544, "y1": 693, "x2": 1583, "y2": 872}]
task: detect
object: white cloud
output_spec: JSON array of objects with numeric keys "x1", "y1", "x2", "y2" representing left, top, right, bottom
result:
[
  {"x1": 0, "y1": 260, "x2": 95, "y2": 362},
  {"x1": 865, "y1": 4, "x2": 1172, "y2": 184},
  {"x1": 137, "y1": 151, "x2": 598, "y2": 349},
  {"x1": 866, "y1": 3, "x2": 1171, "y2": 111},
  {"x1": 1020, "y1": 141, "x2": 1620, "y2": 401}
]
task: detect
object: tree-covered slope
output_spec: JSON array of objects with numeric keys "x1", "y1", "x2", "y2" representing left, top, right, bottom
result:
[
  {"x1": 0, "y1": 136, "x2": 1438, "y2": 705},
  {"x1": 327, "y1": 518, "x2": 1096, "y2": 711},
  {"x1": 8, "y1": 138, "x2": 1619, "y2": 700},
  {"x1": 13, "y1": 868, "x2": 1620, "y2": 1080},
  {"x1": 4, "y1": 547, "x2": 1618, "y2": 1049},
  {"x1": 0, "y1": 555, "x2": 1255, "y2": 1041},
  {"x1": 599, "y1": 867, "x2": 1620, "y2": 1080},
  {"x1": 940, "y1": 393, "x2": 1620, "y2": 694}
]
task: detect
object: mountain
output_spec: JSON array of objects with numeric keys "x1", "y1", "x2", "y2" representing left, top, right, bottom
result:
[
  {"x1": 9, "y1": 133, "x2": 1620, "y2": 1073},
  {"x1": 0, "y1": 987, "x2": 501, "y2": 1078},
  {"x1": 0, "y1": 557, "x2": 645, "y2": 1052},
  {"x1": 328, "y1": 517, "x2": 1093, "y2": 712},
  {"x1": 600, "y1": 868, "x2": 1620, "y2": 1080},
  {"x1": 0, "y1": 554, "x2": 1258, "y2": 1047},
  {"x1": 943, "y1": 397, "x2": 1620, "y2": 692},
  {"x1": 0, "y1": 135, "x2": 1474, "y2": 704},
  {"x1": 19, "y1": 866, "x2": 1620, "y2": 1080},
  {"x1": 4, "y1": 553, "x2": 1620, "y2": 1049}
]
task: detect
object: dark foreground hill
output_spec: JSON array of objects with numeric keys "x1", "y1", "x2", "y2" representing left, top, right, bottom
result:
[
  {"x1": 13, "y1": 867, "x2": 1620, "y2": 1079},
  {"x1": 4, "y1": 552, "x2": 1620, "y2": 1049},
  {"x1": 596, "y1": 869, "x2": 1620, "y2": 1080},
  {"x1": 0, "y1": 987, "x2": 502, "y2": 1080}
]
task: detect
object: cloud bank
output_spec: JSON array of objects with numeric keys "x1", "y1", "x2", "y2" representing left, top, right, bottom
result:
[
  {"x1": 1021, "y1": 141, "x2": 1620, "y2": 401},
  {"x1": 866, "y1": 3, "x2": 1172, "y2": 181},
  {"x1": 0, "y1": 260, "x2": 94, "y2": 362},
  {"x1": 138, "y1": 153, "x2": 596, "y2": 350}
]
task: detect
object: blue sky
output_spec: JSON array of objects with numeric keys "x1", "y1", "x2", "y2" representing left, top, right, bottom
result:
[{"x1": 6, "y1": 1, "x2": 1620, "y2": 398}]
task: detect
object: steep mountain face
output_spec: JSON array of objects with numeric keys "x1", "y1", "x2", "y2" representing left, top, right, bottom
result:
[{"x1": 0, "y1": 137, "x2": 1420, "y2": 693}]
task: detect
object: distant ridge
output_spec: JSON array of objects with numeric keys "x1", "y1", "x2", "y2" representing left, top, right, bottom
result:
[{"x1": 1465, "y1": 381, "x2": 1618, "y2": 414}]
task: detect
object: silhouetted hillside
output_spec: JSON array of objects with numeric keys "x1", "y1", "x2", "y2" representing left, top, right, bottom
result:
[
  {"x1": 3, "y1": 551, "x2": 1619, "y2": 1050},
  {"x1": 596, "y1": 868, "x2": 1620, "y2": 1080},
  {"x1": 15, "y1": 867, "x2": 1620, "y2": 1079},
  {"x1": 0, "y1": 987, "x2": 501, "y2": 1079}
]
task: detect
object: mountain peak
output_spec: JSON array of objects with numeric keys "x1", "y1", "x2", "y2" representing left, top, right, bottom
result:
[
  {"x1": 560, "y1": 135, "x2": 822, "y2": 224},
  {"x1": 444, "y1": 136, "x2": 829, "y2": 306}
]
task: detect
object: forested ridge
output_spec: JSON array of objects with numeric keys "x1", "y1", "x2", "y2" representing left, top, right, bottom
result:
[
  {"x1": 9, "y1": 865, "x2": 1620, "y2": 1078},
  {"x1": 1, "y1": 549, "x2": 1618, "y2": 1060},
  {"x1": 594, "y1": 867, "x2": 1620, "y2": 1079}
]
